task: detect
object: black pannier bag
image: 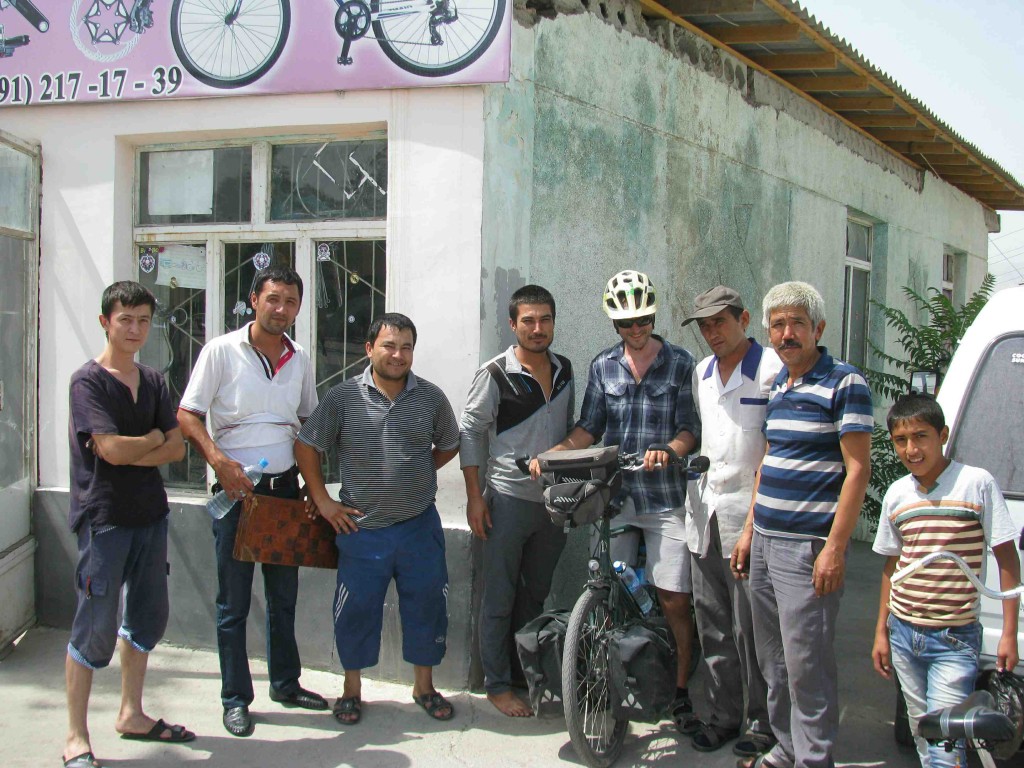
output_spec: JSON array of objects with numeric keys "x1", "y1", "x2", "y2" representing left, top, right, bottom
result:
[
  {"x1": 608, "y1": 618, "x2": 677, "y2": 723},
  {"x1": 514, "y1": 608, "x2": 571, "y2": 712},
  {"x1": 536, "y1": 445, "x2": 622, "y2": 528}
]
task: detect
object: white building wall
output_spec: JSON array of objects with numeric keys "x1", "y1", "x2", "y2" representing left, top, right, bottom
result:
[{"x1": 2, "y1": 87, "x2": 485, "y2": 499}]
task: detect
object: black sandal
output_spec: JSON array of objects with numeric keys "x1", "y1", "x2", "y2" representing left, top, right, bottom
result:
[
  {"x1": 332, "y1": 696, "x2": 362, "y2": 725},
  {"x1": 692, "y1": 721, "x2": 740, "y2": 752},
  {"x1": 672, "y1": 694, "x2": 699, "y2": 735},
  {"x1": 413, "y1": 691, "x2": 454, "y2": 721},
  {"x1": 736, "y1": 754, "x2": 783, "y2": 768},
  {"x1": 734, "y1": 730, "x2": 777, "y2": 758}
]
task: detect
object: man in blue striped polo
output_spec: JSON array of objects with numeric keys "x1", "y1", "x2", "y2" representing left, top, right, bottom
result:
[
  {"x1": 295, "y1": 313, "x2": 461, "y2": 726},
  {"x1": 730, "y1": 281, "x2": 872, "y2": 768}
]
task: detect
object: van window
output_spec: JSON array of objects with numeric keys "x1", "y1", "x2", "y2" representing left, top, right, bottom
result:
[{"x1": 948, "y1": 333, "x2": 1024, "y2": 497}]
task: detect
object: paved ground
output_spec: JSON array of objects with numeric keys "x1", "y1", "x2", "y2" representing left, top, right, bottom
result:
[{"x1": 2, "y1": 542, "x2": 927, "y2": 767}]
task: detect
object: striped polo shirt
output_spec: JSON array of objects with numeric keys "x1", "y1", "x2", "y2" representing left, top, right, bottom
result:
[
  {"x1": 753, "y1": 347, "x2": 873, "y2": 539},
  {"x1": 873, "y1": 461, "x2": 1016, "y2": 627},
  {"x1": 297, "y1": 366, "x2": 460, "y2": 530}
]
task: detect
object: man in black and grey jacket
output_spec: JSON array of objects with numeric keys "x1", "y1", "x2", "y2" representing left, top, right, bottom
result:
[{"x1": 460, "y1": 285, "x2": 575, "y2": 717}]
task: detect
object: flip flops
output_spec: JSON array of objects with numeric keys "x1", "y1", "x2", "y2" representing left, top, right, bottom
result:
[
  {"x1": 413, "y1": 691, "x2": 454, "y2": 721},
  {"x1": 62, "y1": 753, "x2": 101, "y2": 768},
  {"x1": 120, "y1": 718, "x2": 195, "y2": 743}
]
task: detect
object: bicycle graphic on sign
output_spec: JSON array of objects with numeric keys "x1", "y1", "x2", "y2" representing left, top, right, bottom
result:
[{"x1": 55, "y1": 0, "x2": 503, "y2": 89}]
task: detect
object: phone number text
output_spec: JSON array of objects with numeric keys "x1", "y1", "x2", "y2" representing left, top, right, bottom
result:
[{"x1": 0, "y1": 66, "x2": 183, "y2": 105}]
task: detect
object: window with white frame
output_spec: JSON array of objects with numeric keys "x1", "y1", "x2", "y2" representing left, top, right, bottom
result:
[
  {"x1": 842, "y1": 217, "x2": 872, "y2": 371},
  {"x1": 942, "y1": 250, "x2": 963, "y2": 304},
  {"x1": 134, "y1": 136, "x2": 388, "y2": 489}
]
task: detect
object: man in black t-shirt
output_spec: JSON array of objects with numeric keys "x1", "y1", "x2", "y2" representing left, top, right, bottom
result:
[{"x1": 63, "y1": 282, "x2": 191, "y2": 768}]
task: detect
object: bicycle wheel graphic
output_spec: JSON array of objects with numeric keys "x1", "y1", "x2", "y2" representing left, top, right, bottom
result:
[
  {"x1": 170, "y1": 0, "x2": 290, "y2": 89},
  {"x1": 372, "y1": 0, "x2": 505, "y2": 78}
]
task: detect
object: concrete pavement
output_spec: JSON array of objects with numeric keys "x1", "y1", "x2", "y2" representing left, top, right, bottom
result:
[{"x1": 3, "y1": 542, "x2": 921, "y2": 767}]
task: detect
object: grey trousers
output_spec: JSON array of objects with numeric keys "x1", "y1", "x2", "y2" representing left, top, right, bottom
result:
[
  {"x1": 750, "y1": 532, "x2": 844, "y2": 768},
  {"x1": 691, "y1": 517, "x2": 770, "y2": 734},
  {"x1": 480, "y1": 491, "x2": 567, "y2": 695}
]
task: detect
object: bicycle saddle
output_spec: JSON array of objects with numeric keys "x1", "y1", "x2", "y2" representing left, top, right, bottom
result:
[{"x1": 918, "y1": 690, "x2": 1015, "y2": 743}]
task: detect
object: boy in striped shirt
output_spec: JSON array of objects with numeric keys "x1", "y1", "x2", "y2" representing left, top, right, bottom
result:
[{"x1": 871, "y1": 393, "x2": 1020, "y2": 768}]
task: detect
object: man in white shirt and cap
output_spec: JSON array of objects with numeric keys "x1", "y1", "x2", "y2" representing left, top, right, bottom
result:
[{"x1": 682, "y1": 286, "x2": 781, "y2": 758}]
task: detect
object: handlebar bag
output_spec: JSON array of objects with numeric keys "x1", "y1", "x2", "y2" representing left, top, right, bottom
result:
[
  {"x1": 514, "y1": 608, "x2": 571, "y2": 712},
  {"x1": 542, "y1": 479, "x2": 613, "y2": 527},
  {"x1": 608, "y1": 618, "x2": 677, "y2": 723},
  {"x1": 537, "y1": 446, "x2": 623, "y2": 526},
  {"x1": 537, "y1": 445, "x2": 621, "y2": 482}
]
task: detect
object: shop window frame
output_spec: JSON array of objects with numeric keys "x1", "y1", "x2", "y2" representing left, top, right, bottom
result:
[{"x1": 133, "y1": 134, "x2": 388, "y2": 494}]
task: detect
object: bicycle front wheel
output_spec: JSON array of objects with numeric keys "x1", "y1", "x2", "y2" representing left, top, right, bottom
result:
[
  {"x1": 562, "y1": 588, "x2": 628, "y2": 768},
  {"x1": 373, "y1": 0, "x2": 505, "y2": 77},
  {"x1": 171, "y1": 0, "x2": 290, "y2": 89}
]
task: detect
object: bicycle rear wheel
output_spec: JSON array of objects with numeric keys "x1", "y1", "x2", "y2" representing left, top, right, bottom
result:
[
  {"x1": 562, "y1": 588, "x2": 628, "y2": 768},
  {"x1": 372, "y1": 0, "x2": 505, "y2": 77}
]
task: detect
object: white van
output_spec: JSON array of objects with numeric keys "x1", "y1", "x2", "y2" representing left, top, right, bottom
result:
[{"x1": 935, "y1": 284, "x2": 1024, "y2": 670}]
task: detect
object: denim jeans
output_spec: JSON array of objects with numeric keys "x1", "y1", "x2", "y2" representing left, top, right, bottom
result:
[
  {"x1": 212, "y1": 474, "x2": 302, "y2": 709},
  {"x1": 888, "y1": 614, "x2": 981, "y2": 768}
]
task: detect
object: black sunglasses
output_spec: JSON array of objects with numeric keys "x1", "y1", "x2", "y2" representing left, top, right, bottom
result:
[{"x1": 615, "y1": 316, "x2": 654, "y2": 330}]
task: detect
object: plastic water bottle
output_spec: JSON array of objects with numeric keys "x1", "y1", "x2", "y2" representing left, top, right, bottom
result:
[
  {"x1": 614, "y1": 560, "x2": 654, "y2": 615},
  {"x1": 206, "y1": 458, "x2": 268, "y2": 520}
]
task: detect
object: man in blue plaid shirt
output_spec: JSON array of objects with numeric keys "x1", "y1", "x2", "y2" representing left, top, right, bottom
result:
[{"x1": 543, "y1": 270, "x2": 701, "y2": 732}]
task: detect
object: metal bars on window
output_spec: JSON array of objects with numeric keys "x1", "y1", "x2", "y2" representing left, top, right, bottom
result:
[{"x1": 313, "y1": 240, "x2": 387, "y2": 395}]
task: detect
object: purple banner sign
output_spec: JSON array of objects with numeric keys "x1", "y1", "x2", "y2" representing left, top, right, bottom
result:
[{"x1": 0, "y1": 0, "x2": 510, "y2": 107}]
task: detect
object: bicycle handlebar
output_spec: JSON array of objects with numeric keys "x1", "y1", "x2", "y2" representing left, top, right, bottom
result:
[
  {"x1": 891, "y1": 550, "x2": 1024, "y2": 601},
  {"x1": 513, "y1": 448, "x2": 710, "y2": 476}
]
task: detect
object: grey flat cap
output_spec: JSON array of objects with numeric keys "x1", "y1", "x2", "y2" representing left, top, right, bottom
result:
[{"x1": 681, "y1": 285, "x2": 745, "y2": 326}]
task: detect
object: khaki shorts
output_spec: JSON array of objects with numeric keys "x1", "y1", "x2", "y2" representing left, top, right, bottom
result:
[{"x1": 604, "y1": 497, "x2": 692, "y2": 594}]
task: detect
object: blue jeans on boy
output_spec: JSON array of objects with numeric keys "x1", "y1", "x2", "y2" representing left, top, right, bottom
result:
[
  {"x1": 888, "y1": 613, "x2": 981, "y2": 768},
  {"x1": 212, "y1": 472, "x2": 303, "y2": 709}
]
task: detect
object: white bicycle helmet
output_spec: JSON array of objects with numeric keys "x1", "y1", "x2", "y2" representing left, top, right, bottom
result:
[{"x1": 603, "y1": 270, "x2": 657, "y2": 320}]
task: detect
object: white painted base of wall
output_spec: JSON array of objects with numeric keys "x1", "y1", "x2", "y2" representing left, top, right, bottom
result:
[{"x1": 0, "y1": 536, "x2": 37, "y2": 651}]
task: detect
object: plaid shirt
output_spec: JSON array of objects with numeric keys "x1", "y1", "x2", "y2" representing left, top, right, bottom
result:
[{"x1": 577, "y1": 336, "x2": 700, "y2": 515}]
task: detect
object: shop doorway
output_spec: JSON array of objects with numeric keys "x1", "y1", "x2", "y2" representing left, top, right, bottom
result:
[{"x1": 0, "y1": 130, "x2": 40, "y2": 650}]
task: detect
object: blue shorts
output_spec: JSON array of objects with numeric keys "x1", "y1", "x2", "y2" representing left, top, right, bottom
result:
[
  {"x1": 68, "y1": 518, "x2": 169, "y2": 670},
  {"x1": 333, "y1": 504, "x2": 448, "y2": 670}
]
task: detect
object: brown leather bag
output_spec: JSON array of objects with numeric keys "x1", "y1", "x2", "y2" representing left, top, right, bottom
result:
[{"x1": 233, "y1": 493, "x2": 339, "y2": 569}]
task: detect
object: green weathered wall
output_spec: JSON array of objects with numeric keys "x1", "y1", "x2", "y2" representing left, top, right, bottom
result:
[{"x1": 479, "y1": 0, "x2": 993, "y2": 553}]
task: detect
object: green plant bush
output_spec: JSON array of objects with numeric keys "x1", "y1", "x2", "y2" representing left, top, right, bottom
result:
[{"x1": 860, "y1": 275, "x2": 994, "y2": 531}]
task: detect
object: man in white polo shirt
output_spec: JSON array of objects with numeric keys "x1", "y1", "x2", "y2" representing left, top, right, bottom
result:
[
  {"x1": 178, "y1": 266, "x2": 327, "y2": 739},
  {"x1": 681, "y1": 286, "x2": 781, "y2": 758}
]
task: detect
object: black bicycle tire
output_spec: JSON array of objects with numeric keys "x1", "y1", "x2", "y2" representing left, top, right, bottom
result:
[
  {"x1": 562, "y1": 588, "x2": 628, "y2": 768},
  {"x1": 170, "y1": 0, "x2": 291, "y2": 89},
  {"x1": 371, "y1": 0, "x2": 505, "y2": 78}
]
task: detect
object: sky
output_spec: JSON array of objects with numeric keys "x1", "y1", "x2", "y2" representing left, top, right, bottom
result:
[{"x1": 808, "y1": 0, "x2": 1024, "y2": 291}]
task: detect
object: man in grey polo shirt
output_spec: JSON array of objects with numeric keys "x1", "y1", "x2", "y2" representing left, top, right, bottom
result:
[
  {"x1": 295, "y1": 312, "x2": 461, "y2": 726},
  {"x1": 460, "y1": 284, "x2": 574, "y2": 717}
]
